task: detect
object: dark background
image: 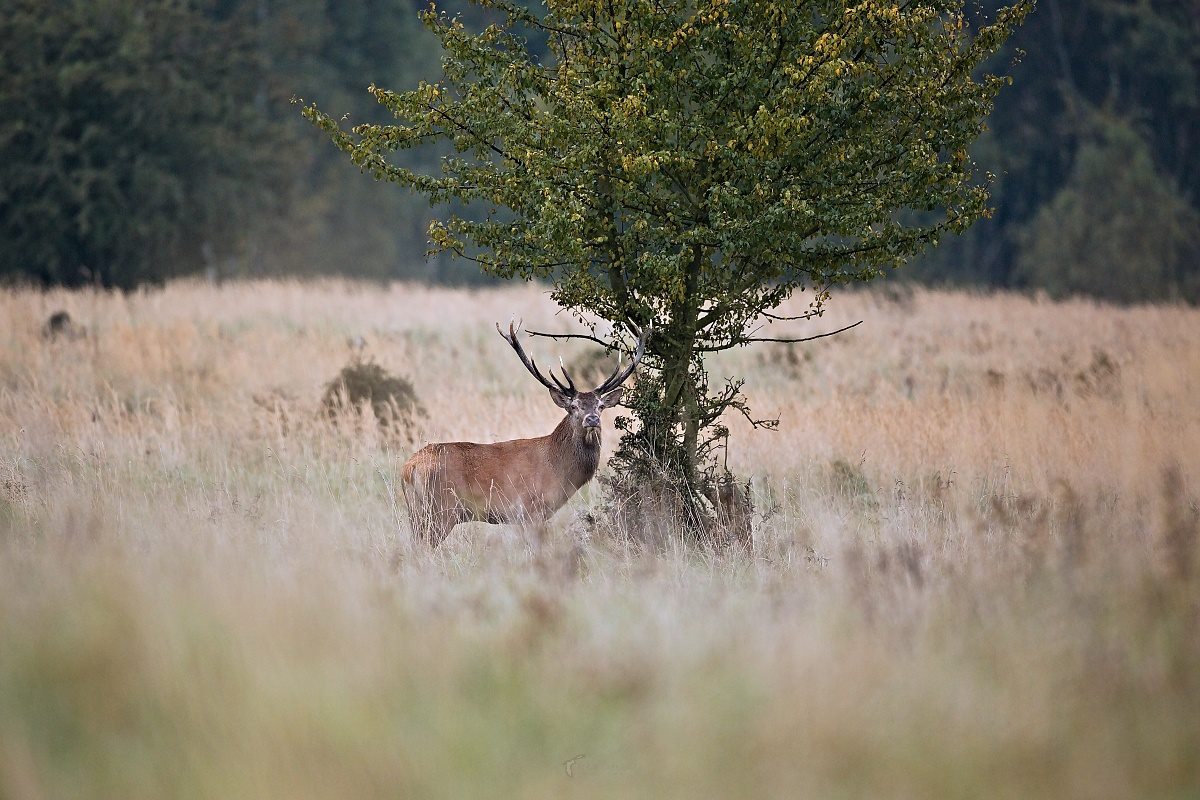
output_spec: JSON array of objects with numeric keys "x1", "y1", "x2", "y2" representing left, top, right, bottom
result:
[{"x1": 1, "y1": 0, "x2": 1196, "y2": 301}]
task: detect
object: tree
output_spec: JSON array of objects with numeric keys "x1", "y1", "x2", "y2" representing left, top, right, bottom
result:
[
  {"x1": 258, "y1": 0, "x2": 467, "y2": 283},
  {"x1": 1015, "y1": 115, "x2": 1200, "y2": 303},
  {"x1": 304, "y1": 0, "x2": 1030, "y2": 511},
  {"x1": 907, "y1": 0, "x2": 1200, "y2": 294},
  {"x1": 0, "y1": 0, "x2": 299, "y2": 289}
]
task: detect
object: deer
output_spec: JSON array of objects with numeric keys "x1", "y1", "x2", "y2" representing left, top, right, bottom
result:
[{"x1": 400, "y1": 321, "x2": 649, "y2": 546}]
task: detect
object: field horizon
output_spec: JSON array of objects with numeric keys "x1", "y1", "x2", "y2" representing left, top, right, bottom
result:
[{"x1": 1, "y1": 278, "x2": 1198, "y2": 798}]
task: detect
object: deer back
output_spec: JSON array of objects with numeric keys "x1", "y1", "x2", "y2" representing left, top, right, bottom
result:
[{"x1": 404, "y1": 419, "x2": 598, "y2": 523}]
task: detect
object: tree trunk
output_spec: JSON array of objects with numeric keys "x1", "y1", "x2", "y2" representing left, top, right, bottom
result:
[
  {"x1": 653, "y1": 246, "x2": 704, "y2": 492},
  {"x1": 608, "y1": 244, "x2": 711, "y2": 527},
  {"x1": 681, "y1": 378, "x2": 700, "y2": 488}
]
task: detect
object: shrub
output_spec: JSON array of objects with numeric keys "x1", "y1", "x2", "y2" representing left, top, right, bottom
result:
[{"x1": 320, "y1": 359, "x2": 423, "y2": 431}]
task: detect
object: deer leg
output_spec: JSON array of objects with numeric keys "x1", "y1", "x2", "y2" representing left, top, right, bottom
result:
[
  {"x1": 401, "y1": 476, "x2": 431, "y2": 546},
  {"x1": 426, "y1": 504, "x2": 462, "y2": 548},
  {"x1": 400, "y1": 464, "x2": 466, "y2": 548},
  {"x1": 405, "y1": 498, "x2": 459, "y2": 548},
  {"x1": 405, "y1": 496, "x2": 435, "y2": 546}
]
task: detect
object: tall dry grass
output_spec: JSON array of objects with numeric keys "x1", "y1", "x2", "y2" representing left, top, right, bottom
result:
[{"x1": 1, "y1": 279, "x2": 1198, "y2": 799}]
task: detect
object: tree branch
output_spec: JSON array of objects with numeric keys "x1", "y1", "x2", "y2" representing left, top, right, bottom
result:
[
  {"x1": 760, "y1": 308, "x2": 825, "y2": 322},
  {"x1": 743, "y1": 319, "x2": 862, "y2": 344},
  {"x1": 696, "y1": 319, "x2": 863, "y2": 350},
  {"x1": 525, "y1": 329, "x2": 612, "y2": 348}
]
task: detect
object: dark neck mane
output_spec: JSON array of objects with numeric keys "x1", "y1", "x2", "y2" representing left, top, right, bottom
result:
[{"x1": 550, "y1": 416, "x2": 601, "y2": 489}]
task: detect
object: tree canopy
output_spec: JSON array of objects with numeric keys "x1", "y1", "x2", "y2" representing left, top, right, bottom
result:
[
  {"x1": 910, "y1": 0, "x2": 1200, "y2": 301},
  {"x1": 1015, "y1": 115, "x2": 1200, "y2": 303},
  {"x1": 0, "y1": 0, "x2": 458, "y2": 289},
  {"x1": 0, "y1": 0, "x2": 294, "y2": 288},
  {"x1": 306, "y1": 0, "x2": 1030, "y2": 500},
  {"x1": 4, "y1": 0, "x2": 1195, "y2": 302}
]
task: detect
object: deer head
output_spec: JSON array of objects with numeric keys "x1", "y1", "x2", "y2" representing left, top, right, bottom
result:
[{"x1": 496, "y1": 321, "x2": 649, "y2": 446}]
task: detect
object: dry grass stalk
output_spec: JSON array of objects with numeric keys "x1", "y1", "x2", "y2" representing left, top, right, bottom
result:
[{"x1": 0, "y1": 279, "x2": 1197, "y2": 798}]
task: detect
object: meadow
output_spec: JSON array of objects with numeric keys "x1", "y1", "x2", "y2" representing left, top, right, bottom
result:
[{"x1": 1, "y1": 279, "x2": 1197, "y2": 799}]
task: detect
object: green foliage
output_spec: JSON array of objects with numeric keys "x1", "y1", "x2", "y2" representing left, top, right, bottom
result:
[
  {"x1": 259, "y1": 0, "x2": 473, "y2": 283},
  {"x1": 5, "y1": 0, "x2": 1192, "y2": 299},
  {"x1": 0, "y1": 0, "x2": 297, "y2": 289},
  {"x1": 306, "y1": 0, "x2": 1028, "y2": 507},
  {"x1": 0, "y1": 1, "x2": 483, "y2": 288},
  {"x1": 1015, "y1": 116, "x2": 1200, "y2": 303},
  {"x1": 908, "y1": 0, "x2": 1200, "y2": 299}
]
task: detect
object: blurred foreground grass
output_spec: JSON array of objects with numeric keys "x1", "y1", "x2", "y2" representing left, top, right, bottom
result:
[{"x1": 1, "y1": 280, "x2": 1198, "y2": 798}]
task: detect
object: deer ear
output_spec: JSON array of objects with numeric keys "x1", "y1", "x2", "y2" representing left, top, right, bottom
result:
[
  {"x1": 599, "y1": 387, "x2": 624, "y2": 407},
  {"x1": 549, "y1": 388, "x2": 573, "y2": 409}
]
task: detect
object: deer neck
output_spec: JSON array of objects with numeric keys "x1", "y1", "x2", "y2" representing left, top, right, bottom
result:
[{"x1": 550, "y1": 415, "x2": 601, "y2": 490}]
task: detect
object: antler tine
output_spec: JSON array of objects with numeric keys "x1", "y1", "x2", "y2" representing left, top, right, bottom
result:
[
  {"x1": 555, "y1": 356, "x2": 577, "y2": 394},
  {"x1": 496, "y1": 321, "x2": 574, "y2": 395},
  {"x1": 594, "y1": 323, "x2": 651, "y2": 394}
]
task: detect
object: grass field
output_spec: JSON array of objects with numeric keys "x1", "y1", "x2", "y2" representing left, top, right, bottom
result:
[{"x1": 1, "y1": 280, "x2": 1198, "y2": 799}]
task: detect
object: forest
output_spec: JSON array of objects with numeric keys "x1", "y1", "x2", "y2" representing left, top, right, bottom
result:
[{"x1": 1, "y1": 0, "x2": 1196, "y2": 301}]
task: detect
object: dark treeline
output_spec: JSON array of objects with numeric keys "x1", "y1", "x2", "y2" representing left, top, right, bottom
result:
[
  {"x1": 911, "y1": 0, "x2": 1199, "y2": 302},
  {"x1": 1, "y1": 0, "x2": 1196, "y2": 300},
  {"x1": 0, "y1": 0, "x2": 491, "y2": 289}
]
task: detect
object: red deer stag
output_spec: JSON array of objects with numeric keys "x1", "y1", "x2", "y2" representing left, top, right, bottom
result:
[{"x1": 400, "y1": 322, "x2": 649, "y2": 546}]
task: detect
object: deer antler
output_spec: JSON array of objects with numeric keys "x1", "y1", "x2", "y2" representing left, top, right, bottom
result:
[
  {"x1": 594, "y1": 323, "x2": 651, "y2": 394},
  {"x1": 556, "y1": 356, "x2": 577, "y2": 393},
  {"x1": 496, "y1": 321, "x2": 577, "y2": 396},
  {"x1": 499, "y1": 320, "x2": 650, "y2": 396}
]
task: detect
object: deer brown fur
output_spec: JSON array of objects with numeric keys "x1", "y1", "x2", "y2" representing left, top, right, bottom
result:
[{"x1": 401, "y1": 322, "x2": 647, "y2": 546}]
